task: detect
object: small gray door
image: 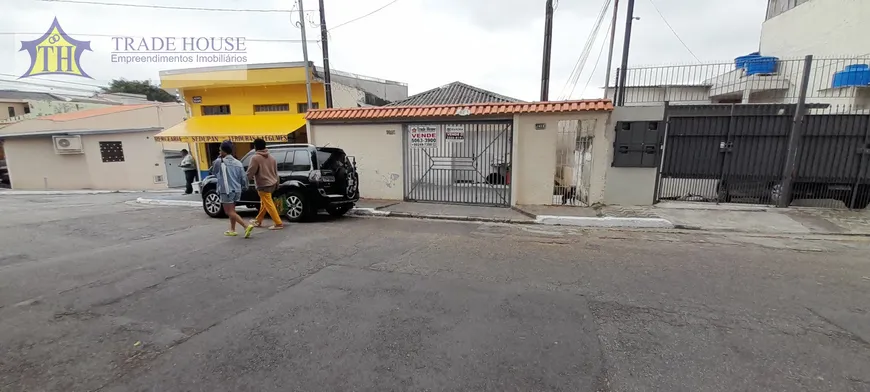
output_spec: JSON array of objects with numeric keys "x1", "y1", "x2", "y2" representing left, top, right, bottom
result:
[{"x1": 163, "y1": 152, "x2": 187, "y2": 188}]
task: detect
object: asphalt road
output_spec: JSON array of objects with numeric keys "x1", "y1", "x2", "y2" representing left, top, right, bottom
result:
[{"x1": 1, "y1": 194, "x2": 869, "y2": 392}]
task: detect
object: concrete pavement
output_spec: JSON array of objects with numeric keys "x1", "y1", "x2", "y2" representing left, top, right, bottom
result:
[{"x1": 1, "y1": 193, "x2": 869, "y2": 391}]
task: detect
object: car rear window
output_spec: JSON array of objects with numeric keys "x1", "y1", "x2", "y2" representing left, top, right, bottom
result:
[{"x1": 316, "y1": 149, "x2": 346, "y2": 168}]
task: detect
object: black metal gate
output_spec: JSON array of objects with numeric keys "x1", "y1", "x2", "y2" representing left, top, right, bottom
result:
[
  {"x1": 403, "y1": 121, "x2": 512, "y2": 207},
  {"x1": 656, "y1": 104, "x2": 870, "y2": 209}
]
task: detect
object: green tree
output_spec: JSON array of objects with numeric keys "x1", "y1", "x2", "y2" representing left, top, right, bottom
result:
[{"x1": 102, "y1": 79, "x2": 178, "y2": 102}]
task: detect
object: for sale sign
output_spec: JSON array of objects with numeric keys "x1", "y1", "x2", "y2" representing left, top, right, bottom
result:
[
  {"x1": 445, "y1": 125, "x2": 465, "y2": 143},
  {"x1": 409, "y1": 125, "x2": 439, "y2": 148}
]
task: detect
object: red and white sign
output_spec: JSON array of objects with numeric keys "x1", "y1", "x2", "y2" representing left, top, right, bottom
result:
[{"x1": 409, "y1": 125, "x2": 439, "y2": 148}]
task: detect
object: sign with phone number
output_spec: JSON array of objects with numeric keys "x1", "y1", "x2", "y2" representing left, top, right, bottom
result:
[
  {"x1": 409, "y1": 125, "x2": 439, "y2": 148},
  {"x1": 153, "y1": 134, "x2": 289, "y2": 143}
]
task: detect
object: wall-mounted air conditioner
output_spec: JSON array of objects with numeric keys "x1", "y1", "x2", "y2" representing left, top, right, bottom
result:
[{"x1": 53, "y1": 135, "x2": 83, "y2": 154}]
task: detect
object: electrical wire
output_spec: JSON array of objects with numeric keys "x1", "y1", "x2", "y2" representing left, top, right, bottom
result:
[
  {"x1": 33, "y1": 0, "x2": 301, "y2": 13},
  {"x1": 0, "y1": 78, "x2": 102, "y2": 94},
  {"x1": 576, "y1": 19, "x2": 612, "y2": 98},
  {"x1": 330, "y1": 0, "x2": 402, "y2": 31},
  {"x1": 559, "y1": 0, "x2": 612, "y2": 100},
  {"x1": 0, "y1": 73, "x2": 108, "y2": 88},
  {"x1": 646, "y1": 0, "x2": 701, "y2": 63},
  {"x1": 0, "y1": 32, "x2": 317, "y2": 43}
]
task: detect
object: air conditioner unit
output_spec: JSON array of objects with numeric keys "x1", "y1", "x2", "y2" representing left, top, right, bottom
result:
[{"x1": 53, "y1": 135, "x2": 83, "y2": 154}]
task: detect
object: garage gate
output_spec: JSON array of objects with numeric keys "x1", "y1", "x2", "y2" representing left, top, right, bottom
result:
[{"x1": 403, "y1": 121, "x2": 513, "y2": 207}]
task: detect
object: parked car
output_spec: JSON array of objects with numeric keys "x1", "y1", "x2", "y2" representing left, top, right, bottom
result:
[{"x1": 199, "y1": 144, "x2": 359, "y2": 222}]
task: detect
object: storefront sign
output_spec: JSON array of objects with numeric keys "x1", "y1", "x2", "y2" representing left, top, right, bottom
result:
[
  {"x1": 154, "y1": 134, "x2": 289, "y2": 143},
  {"x1": 192, "y1": 96, "x2": 202, "y2": 104},
  {"x1": 409, "y1": 125, "x2": 438, "y2": 148},
  {"x1": 445, "y1": 125, "x2": 465, "y2": 143}
]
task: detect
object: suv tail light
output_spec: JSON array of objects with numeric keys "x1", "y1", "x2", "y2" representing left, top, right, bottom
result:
[{"x1": 309, "y1": 171, "x2": 322, "y2": 182}]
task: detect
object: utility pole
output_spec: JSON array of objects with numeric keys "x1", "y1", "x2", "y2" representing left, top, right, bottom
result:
[
  {"x1": 297, "y1": 0, "x2": 313, "y2": 111},
  {"x1": 603, "y1": 0, "x2": 620, "y2": 99},
  {"x1": 539, "y1": 0, "x2": 554, "y2": 101},
  {"x1": 318, "y1": 0, "x2": 334, "y2": 108},
  {"x1": 616, "y1": 0, "x2": 636, "y2": 106}
]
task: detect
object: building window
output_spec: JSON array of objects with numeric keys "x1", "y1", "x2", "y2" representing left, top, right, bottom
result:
[
  {"x1": 201, "y1": 105, "x2": 231, "y2": 116},
  {"x1": 99, "y1": 141, "x2": 125, "y2": 163},
  {"x1": 254, "y1": 104, "x2": 290, "y2": 113},
  {"x1": 23, "y1": 106, "x2": 30, "y2": 114},
  {"x1": 7, "y1": 107, "x2": 14, "y2": 118},
  {"x1": 297, "y1": 102, "x2": 320, "y2": 113}
]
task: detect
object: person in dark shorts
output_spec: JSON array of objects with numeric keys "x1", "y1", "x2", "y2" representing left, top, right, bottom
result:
[{"x1": 209, "y1": 141, "x2": 254, "y2": 238}]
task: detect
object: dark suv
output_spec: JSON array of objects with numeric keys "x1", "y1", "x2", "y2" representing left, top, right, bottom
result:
[{"x1": 199, "y1": 144, "x2": 359, "y2": 222}]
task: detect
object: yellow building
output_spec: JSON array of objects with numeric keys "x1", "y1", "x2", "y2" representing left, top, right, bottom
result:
[{"x1": 155, "y1": 61, "x2": 407, "y2": 178}]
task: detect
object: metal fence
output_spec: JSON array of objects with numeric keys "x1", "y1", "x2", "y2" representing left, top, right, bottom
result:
[
  {"x1": 403, "y1": 121, "x2": 513, "y2": 207},
  {"x1": 554, "y1": 119, "x2": 596, "y2": 206},
  {"x1": 617, "y1": 56, "x2": 870, "y2": 209}
]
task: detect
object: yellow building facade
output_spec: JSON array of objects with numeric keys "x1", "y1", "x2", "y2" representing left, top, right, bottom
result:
[{"x1": 154, "y1": 62, "x2": 407, "y2": 178}]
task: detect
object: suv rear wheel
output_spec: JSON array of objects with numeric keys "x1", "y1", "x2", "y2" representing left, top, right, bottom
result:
[
  {"x1": 203, "y1": 188, "x2": 227, "y2": 218},
  {"x1": 284, "y1": 190, "x2": 312, "y2": 222}
]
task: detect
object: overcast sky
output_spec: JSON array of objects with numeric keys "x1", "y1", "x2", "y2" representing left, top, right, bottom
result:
[{"x1": 1, "y1": 0, "x2": 767, "y2": 101}]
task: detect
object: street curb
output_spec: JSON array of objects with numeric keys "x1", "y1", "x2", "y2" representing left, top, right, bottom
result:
[
  {"x1": 136, "y1": 197, "x2": 200, "y2": 207},
  {"x1": 1, "y1": 189, "x2": 185, "y2": 196},
  {"x1": 534, "y1": 215, "x2": 675, "y2": 229},
  {"x1": 134, "y1": 197, "x2": 677, "y2": 228}
]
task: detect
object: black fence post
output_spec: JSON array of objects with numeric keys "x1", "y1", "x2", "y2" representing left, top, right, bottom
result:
[
  {"x1": 849, "y1": 117, "x2": 870, "y2": 209},
  {"x1": 779, "y1": 54, "x2": 813, "y2": 208}
]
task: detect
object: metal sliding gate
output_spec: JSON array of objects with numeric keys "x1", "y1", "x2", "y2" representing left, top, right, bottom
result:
[
  {"x1": 403, "y1": 121, "x2": 512, "y2": 207},
  {"x1": 656, "y1": 104, "x2": 870, "y2": 209}
]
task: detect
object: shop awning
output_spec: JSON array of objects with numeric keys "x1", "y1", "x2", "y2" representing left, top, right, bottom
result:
[{"x1": 153, "y1": 114, "x2": 307, "y2": 143}]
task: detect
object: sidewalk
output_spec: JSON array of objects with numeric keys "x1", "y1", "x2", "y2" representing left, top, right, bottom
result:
[{"x1": 132, "y1": 194, "x2": 870, "y2": 235}]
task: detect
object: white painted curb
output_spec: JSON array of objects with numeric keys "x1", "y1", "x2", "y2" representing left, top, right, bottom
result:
[
  {"x1": 136, "y1": 197, "x2": 200, "y2": 207},
  {"x1": 535, "y1": 215, "x2": 674, "y2": 229},
  {"x1": 347, "y1": 207, "x2": 391, "y2": 216}
]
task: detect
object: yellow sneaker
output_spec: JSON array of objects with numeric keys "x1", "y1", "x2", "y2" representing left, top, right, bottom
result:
[
  {"x1": 224, "y1": 231, "x2": 238, "y2": 237},
  {"x1": 244, "y1": 224, "x2": 254, "y2": 239}
]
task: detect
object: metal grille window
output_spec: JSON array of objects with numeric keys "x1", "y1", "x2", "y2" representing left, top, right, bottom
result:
[
  {"x1": 297, "y1": 102, "x2": 320, "y2": 113},
  {"x1": 254, "y1": 104, "x2": 290, "y2": 113},
  {"x1": 201, "y1": 105, "x2": 231, "y2": 116},
  {"x1": 99, "y1": 141, "x2": 125, "y2": 163}
]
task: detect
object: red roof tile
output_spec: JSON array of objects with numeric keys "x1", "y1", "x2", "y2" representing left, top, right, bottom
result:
[{"x1": 306, "y1": 100, "x2": 613, "y2": 121}]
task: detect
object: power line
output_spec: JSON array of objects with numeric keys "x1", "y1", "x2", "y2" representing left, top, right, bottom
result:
[
  {"x1": 33, "y1": 0, "x2": 304, "y2": 13},
  {"x1": 330, "y1": 0, "x2": 402, "y2": 31},
  {"x1": 646, "y1": 0, "x2": 701, "y2": 63},
  {"x1": 0, "y1": 73, "x2": 107, "y2": 88},
  {"x1": 0, "y1": 78, "x2": 102, "y2": 94},
  {"x1": 578, "y1": 19, "x2": 612, "y2": 98},
  {"x1": 0, "y1": 32, "x2": 317, "y2": 43}
]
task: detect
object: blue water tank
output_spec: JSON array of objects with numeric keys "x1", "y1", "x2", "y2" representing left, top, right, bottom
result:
[
  {"x1": 745, "y1": 56, "x2": 778, "y2": 76},
  {"x1": 735, "y1": 52, "x2": 760, "y2": 69},
  {"x1": 832, "y1": 64, "x2": 870, "y2": 88}
]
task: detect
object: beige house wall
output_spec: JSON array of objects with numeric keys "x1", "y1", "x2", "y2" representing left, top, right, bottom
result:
[
  {"x1": 2, "y1": 104, "x2": 189, "y2": 190},
  {"x1": 310, "y1": 122, "x2": 404, "y2": 200},
  {"x1": 510, "y1": 112, "x2": 611, "y2": 205},
  {"x1": 5, "y1": 130, "x2": 173, "y2": 190},
  {"x1": 4, "y1": 137, "x2": 91, "y2": 189},
  {"x1": 1, "y1": 102, "x2": 29, "y2": 120},
  {"x1": 309, "y1": 110, "x2": 612, "y2": 206}
]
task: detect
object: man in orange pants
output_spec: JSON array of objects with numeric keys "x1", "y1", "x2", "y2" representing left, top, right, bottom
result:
[{"x1": 246, "y1": 138, "x2": 284, "y2": 230}]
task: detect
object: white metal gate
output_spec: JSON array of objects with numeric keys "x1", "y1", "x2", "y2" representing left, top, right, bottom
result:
[{"x1": 403, "y1": 121, "x2": 513, "y2": 206}]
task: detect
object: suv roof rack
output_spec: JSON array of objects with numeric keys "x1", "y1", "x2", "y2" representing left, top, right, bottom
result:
[{"x1": 267, "y1": 143, "x2": 315, "y2": 149}]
